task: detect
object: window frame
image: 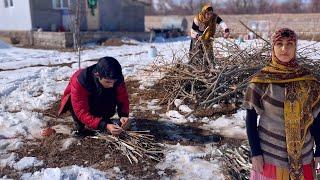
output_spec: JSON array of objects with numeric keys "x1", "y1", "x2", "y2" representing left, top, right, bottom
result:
[
  {"x1": 52, "y1": 0, "x2": 70, "y2": 10},
  {"x1": 4, "y1": 0, "x2": 14, "y2": 8}
]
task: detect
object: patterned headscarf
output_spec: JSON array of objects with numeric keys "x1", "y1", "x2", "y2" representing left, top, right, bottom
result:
[
  {"x1": 197, "y1": 5, "x2": 214, "y2": 23},
  {"x1": 250, "y1": 28, "x2": 315, "y2": 83},
  {"x1": 271, "y1": 28, "x2": 298, "y2": 68},
  {"x1": 196, "y1": 4, "x2": 217, "y2": 41},
  {"x1": 272, "y1": 28, "x2": 297, "y2": 45}
]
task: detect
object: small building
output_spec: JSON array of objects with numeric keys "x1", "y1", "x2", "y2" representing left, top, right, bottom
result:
[
  {"x1": 0, "y1": 0, "x2": 148, "y2": 48},
  {"x1": 0, "y1": 0, "x2": 145, "y2": 32}
]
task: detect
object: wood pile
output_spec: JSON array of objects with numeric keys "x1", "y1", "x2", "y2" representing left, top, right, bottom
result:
[
  {"x1": 92, "y1": 131, "x2": 164, "y2": 164},
  {"x1": 158, "y1": 31, "x2": 320, "y2": 111}
]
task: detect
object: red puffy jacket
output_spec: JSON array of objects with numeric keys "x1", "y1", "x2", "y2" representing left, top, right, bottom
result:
[{"x1": 58, "y1": 68, "x2": 129, "y2": 130}]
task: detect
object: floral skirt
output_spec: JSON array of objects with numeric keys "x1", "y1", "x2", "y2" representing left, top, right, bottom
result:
[{"x1": 250, "y1": 163, "x2": 315, "y2": 180}]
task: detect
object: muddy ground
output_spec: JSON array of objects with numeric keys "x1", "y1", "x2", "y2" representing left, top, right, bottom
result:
[{"x1": 1, "y1": 78, "x2": 247, "y2": 179}]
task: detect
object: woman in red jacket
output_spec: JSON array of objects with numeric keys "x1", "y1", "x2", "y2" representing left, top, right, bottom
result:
[{"x1": 58, "y1": 56, "x2": 130, "y2": 136}]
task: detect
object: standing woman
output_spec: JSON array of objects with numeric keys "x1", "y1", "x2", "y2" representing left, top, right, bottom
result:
[
  {"x1": 189, "y1": 4, "x2": 230, "y2": 65},
  {"x1": 243, "y1": 28, "x2": 320, "y2": 179}
]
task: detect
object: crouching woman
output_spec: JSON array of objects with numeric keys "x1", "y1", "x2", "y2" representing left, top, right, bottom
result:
[{"x1": 58, "y1": 56, "x2": 131, "y2": 136}]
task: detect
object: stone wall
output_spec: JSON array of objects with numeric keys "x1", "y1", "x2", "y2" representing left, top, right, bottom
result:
[
  {"x1": 0, "y1": 31, "x2": 32, "y2": 45},
  {"x1": 146, "y1": 13, "x2": 320, "y2": 40},
  {"x1": 0, "y1": 31, "x2": 151, "y2": 48},
  {"x1": 34, "y1": 31, "x2": 151, "y2": 48},
  {"x1": 32, "y1": 32, "x2": 71, "y2": 48},
  {"x1": 218, "y1": 13, "x2": 320, "y2": 39},
  {"x1": 79, "y1": 31, "x2": 150, "y2": 44}
]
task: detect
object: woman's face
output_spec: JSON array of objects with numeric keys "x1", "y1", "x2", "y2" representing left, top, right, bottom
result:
[
  {"x1": 273, "y1": 37, "x2": 296, "y2": 63},
  {"x1": 98, "y1": 77, "x2": 116, "y2": 88},
  {"x1": 204, "y1": 10, "x2": 213, "y2": 20}
]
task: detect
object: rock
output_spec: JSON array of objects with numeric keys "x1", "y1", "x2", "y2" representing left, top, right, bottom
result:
[{"x1": 41, "y1": 127, "x2": 56, "y2": 137}]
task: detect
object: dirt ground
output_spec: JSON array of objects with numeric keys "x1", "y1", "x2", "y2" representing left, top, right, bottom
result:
[{"x1": 1, "y1": 78, "x2": 246, "y2": 179}]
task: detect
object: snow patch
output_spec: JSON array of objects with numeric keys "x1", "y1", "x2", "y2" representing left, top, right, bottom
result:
[
  {"x1": 60, "y1": 138, "x2": 77, "y2": 151},
  {"x1": 147, "y1": 99, "x2": 162, "y2": 111},
  {"x1": 201, "y1": 110, "x2": 247, "y2": 139},
  {"x1": 173, "y1": 99, "x2": 193, "y2": 113},
  {"x1": 0, "y1": 110, "x2": 45, "y2": 139},
  {"x1": 52, "y1": 124, "x2": 72, "y2": 135},
  {"x1": 13, "y1": 157, "x2": 43, "y2": 170},
  {"x1": 174, "y1": 99, "x2": 183, "y2": 107},
  {"x1": 21, "y1": 165, "x2": 113, "y2": 180},
  {"x1": 178, "y1": 105, "x2": 193, "y2": 113},
  {"x1": 156, "y1": 144, "x2": 224, "y2": 180},
  {"x1": 0, "y1": 153, "x2": 16, "y2": 167},
  {"x1": 166, "y1": 110, "x2": 187, "y2": 124}
]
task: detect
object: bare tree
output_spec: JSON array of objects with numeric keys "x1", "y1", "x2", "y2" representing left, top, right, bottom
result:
[
  {"x1": 289, "y1": 0, "x2": 303, "y2": 13},
  {"x1": 151, "y1": 0, "x2": 175, "y2": 14},
  {"x1": 255, "y1": 0, "x2": 273, "y2": 14},
  {"x1": 186, "y1": 0, "x2": 208, "y2": 14},
  {"x1": 310, "y1": 0, "x2": 320, "y2": 12},
  {"x1": 181, "y1": 0, "x2": 196, "y2": 14},
  {"x1": 275, "y1": 0, "x2": 306, "y2": 13},
  {"x1": 68, "y1": 0, "x2": 85, "y2": 69},
  {"x1": 225, "y1": 0, "x2": 255, "y2": 14}
]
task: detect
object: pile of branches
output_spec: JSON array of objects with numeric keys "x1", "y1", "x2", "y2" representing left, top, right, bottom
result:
[
  {"x1": 160, "y1": 38, "x2": 269, "y2": 110},
  {"x1": 220, "y1": 143, "x2": 251, "y2": 180},
  {"x1": 92, "y1": 131, "x2": 164, "y2": 164},
  {"x1": 159, "y1": 29, "x2": 320, "y2": 110}
]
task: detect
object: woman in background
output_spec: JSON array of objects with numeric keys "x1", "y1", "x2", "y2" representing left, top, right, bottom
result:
[{"x1": 189, "y1": 4, "x2": 230, "y2": 65}]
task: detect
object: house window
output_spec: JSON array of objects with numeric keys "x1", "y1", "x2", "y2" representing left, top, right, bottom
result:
[
  {"x1": 52, "y1": 0, "x2": 70, "y2": 9},
  {"x1": 4, "y1": 0, "x2": 13, "y2": 8}
]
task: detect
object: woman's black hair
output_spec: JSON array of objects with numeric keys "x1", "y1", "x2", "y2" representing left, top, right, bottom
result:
[{"x1": 94, "y1": 56, "x2": 124, "y2": 83}]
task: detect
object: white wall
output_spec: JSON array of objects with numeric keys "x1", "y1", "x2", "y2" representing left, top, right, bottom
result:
[{"x1": 0, "y1": 0, "x2": 32, "y2": 30}]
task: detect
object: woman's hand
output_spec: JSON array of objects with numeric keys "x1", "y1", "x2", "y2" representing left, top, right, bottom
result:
[
  {"x1": 120, "y1": 117, "x2": 131, "y2": 130},
  {"x1": 106, "y1": 124, "x2": 123, "y2": 135},
  {"x1": 252, "y1": 155, "x2": 264, "y2": 173},
  {"x1": 196, "y1": 34, "x2": 203, "y2": 41}
]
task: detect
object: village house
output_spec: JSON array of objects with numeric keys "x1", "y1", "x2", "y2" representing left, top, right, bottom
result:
[{"x1": 0, "y1": 0, "x2": 148, "y2": 48}]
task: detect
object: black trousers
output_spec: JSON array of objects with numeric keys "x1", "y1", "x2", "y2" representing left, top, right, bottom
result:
[{"x1": 69, "y1": 105, "x2": 117, "y2": 133}]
